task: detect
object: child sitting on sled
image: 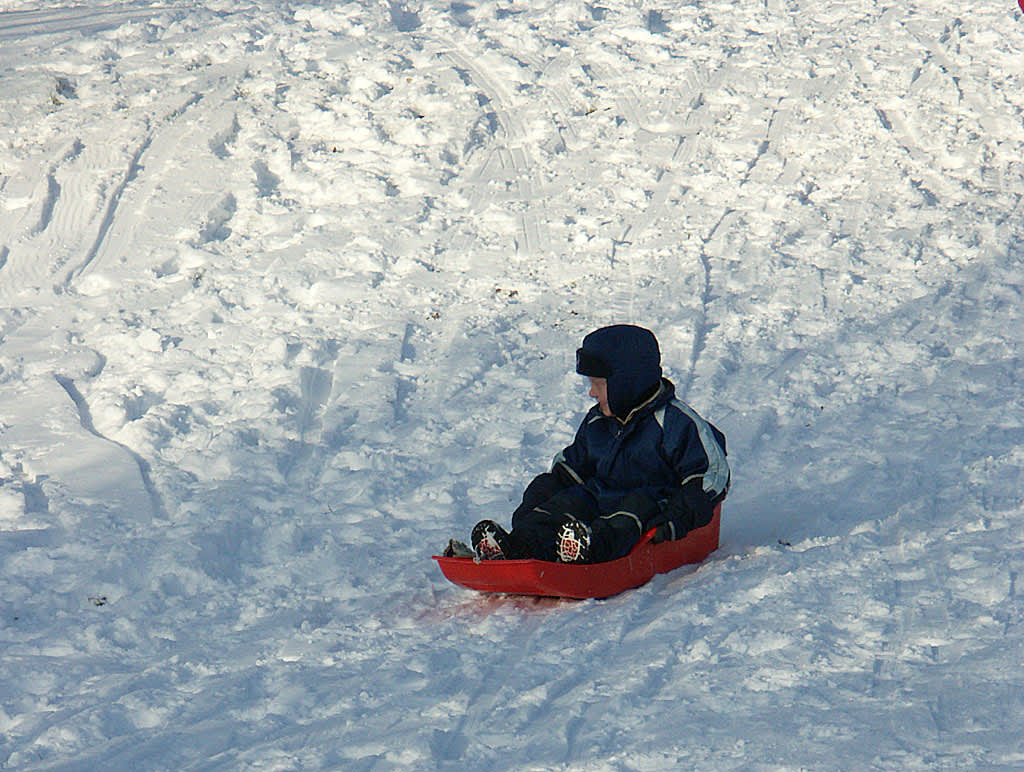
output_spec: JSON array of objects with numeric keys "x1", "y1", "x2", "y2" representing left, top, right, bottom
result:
[{"x1": 451, "y1": 324, "x2": 729, "y2": 564}]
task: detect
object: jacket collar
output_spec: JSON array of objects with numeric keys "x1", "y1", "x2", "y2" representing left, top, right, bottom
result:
[{"x1": 617, "y1": 379, "x2": 673, "y2": 426}]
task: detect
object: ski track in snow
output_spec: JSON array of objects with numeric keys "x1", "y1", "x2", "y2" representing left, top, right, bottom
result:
[
  {"x1": 0, "y1": 3, "x2": 176, "y2": 42},
  {"x1": 1, "y1": 0, "x2": 1024, "y2": 769}
]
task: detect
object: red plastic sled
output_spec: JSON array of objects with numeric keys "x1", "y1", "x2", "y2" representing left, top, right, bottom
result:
[{"x1": 433, "y1": 504, "x2": 720, "y2": 599}]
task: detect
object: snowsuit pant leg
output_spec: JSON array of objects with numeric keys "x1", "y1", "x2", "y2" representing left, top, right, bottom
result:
[
  {"x1": 588, "y1": 511, "x2": 644, "y2": 562},
  {"x1": 510, "y1": 485, "x2": 644, "y2": 563},
  {"x1": 589, "y1": 491, "x2": 654, "y2": 561},
  {"x1": 510, "y1": 485, "x2": 598, "y2": 562}
]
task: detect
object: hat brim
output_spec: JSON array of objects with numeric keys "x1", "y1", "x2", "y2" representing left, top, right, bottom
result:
[{"x1": 576, "y1": 347, "x2": 613, "y2": 377}]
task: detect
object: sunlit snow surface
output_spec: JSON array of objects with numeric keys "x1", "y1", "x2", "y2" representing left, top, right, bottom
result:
[{"x1": 1, "y1": 0, "x2": 1023, "y2": 768}]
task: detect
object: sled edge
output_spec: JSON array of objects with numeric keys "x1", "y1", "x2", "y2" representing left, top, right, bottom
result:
[{"x1": 433, "y1": 504, "x2": 721, "y2": 599}]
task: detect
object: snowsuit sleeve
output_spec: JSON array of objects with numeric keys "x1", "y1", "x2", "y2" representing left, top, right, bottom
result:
[{"x1": 652, "y1": 401, "x2": 730, "y2": 541}]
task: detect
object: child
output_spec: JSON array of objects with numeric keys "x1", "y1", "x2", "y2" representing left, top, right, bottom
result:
[{"x1": 460, "y1": 324, "x2": 729, "y2": 564}]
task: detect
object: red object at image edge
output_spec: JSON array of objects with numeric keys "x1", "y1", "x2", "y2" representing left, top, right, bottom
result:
[{"x1": 433, "y1": 503, "x2": 721, "y2": 599}]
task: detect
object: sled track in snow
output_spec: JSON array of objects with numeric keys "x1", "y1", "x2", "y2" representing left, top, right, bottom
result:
[
  {"x1": 62, "y1": 134, "x2": 153, "y2": 289},
  {"x1": 0, "y1": 139, "x2": 82, "y2": 304},
  {"x1": 582, "y1": 57, "x2": 732, "y2": 329},
  {"x1": 0, "y1": 4, "x2": 178, "y2": 42},
  {"x1": 0, "y1": 72, "x2": 241, "y2": 303},
  {"x1": 53, "y1": 374, "x2": 168, "y2": 520},
  {"x1": 429, "y1": 40, "x2": 551, "y2": 260},
  {"x1": 681, "y1": 209, "x2": 738, "y2": 401},
  {"x1": 62, "y1": 91, "x2": 209, "y2": 290}
]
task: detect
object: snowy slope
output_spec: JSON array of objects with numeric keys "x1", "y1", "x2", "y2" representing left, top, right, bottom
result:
[{"x1": 1, "y1": 0, "x2": 1023, "y2": 769}]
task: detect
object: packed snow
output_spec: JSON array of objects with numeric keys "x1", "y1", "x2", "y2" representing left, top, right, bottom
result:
[{"x1": 2, "y1": 0, "x2": 1023, "y2": 768}]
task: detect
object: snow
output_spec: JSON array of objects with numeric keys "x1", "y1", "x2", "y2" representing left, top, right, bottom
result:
[{"x1": 1, "y1": 0, "x2": 1023, "y2": 768}]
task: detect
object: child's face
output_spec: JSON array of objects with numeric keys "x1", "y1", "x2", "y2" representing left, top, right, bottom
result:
[{"x1": 588, "y1": 377, "x2": 613, "y2": 417}]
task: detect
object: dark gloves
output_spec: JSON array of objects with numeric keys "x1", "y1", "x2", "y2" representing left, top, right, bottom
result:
[{"x1": 650, "y1": 478, "x2": 719, "y2": 543}]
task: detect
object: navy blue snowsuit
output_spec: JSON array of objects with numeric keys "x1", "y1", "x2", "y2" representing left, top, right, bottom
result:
[{"x1": 508, "y1": 325, "x2": 730, "y2": 563}]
